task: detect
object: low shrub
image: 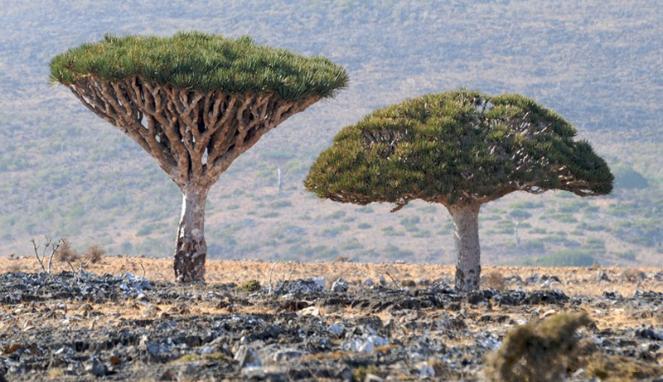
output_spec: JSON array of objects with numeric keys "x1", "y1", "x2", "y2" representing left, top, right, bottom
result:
[
  {"x1": 482, "y1": 271, "x2": 506, "y2": 290},
  {"x1": 54, "y1": 239, "x2": 79, "y2": 263},
  {"x1": 83, "y1": 245, "x2": 105, "y2": 264},
  {"x1": 238, "y1": 280, "x2": 261, "y2": 292},
  {"x1": 484, "y1": 312, "x2": 592, "y2": 382},
  {"x1": 586, "y1": 354, "x2": 662, "y2": 381}
]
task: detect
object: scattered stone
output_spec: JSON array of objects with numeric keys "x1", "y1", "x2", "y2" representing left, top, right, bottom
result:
[
  {"x1": 0, "y1": 271, "x2": 658, "y2": 381},
  {"x1": 331, "y1": 278, "x2": 349, "y2": 293},
  {"x1": 416, "y1": 361, "x2": 436, "y2": 378},
  {"x1": 274, "y1": 278, "x2": 325, "y2": 296},
  {"x1": 241, "y1": 366, "x2": 288, "y2": 381},
  {"x1": 234, "y1": 345, "x2": 261, "y2": 368},
  {"x1": 328, "y1": 322, "x2": 345, "y2": 338},
  {"x1": 596, "y1": 270, "x2": 611, "y2": 282},
  {"x1": 343, "y1": 335, "x2": 388, "y2": 353},
  {"x1": 636, "y1": 328, "x2": 663, "y2": 341},
  {"x1": 297, "y1": 306, "x2": 320, "y2": 316},
  {"x1": 272, "y1": 348, "x2": 305, "y2": 363},
  {"x1": 85, "y1": 356, "x2": 109, "y2": 377},
  {"x1": 621, "y1": 270, "x2": 646, "y2": 282}
]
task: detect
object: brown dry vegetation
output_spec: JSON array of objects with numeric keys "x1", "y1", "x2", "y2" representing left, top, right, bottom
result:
[
  {"x1": 1, "y1": 256, "x2": 661, "y2": 334},
  {"x1": 1, "y1": 256, "x2": 661, "y2": 297}
]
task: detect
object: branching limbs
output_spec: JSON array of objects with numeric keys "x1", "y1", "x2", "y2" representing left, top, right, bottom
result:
[{"x1": 68, "y1": 76, "x2": 318, "y2": 191}]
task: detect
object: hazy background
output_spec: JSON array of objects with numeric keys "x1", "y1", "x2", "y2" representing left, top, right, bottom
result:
[{"x1": 0, "y1": 0, "x2": 661, "y2": 266}]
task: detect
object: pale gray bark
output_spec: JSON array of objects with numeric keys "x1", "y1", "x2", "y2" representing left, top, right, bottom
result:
[
  {"x1": 173, "y1": 186, "x2": 208, "y2": 282},
  {"x1": 449, "y1": 204, "x2": 481, "y2": 292}
]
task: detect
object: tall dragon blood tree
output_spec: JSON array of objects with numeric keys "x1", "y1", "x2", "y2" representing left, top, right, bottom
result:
[
  {"x1": 306, "y1": 90, "x2": 613, "y2": 292},
  {"x1": 51, "y1": 32, "x2": 348, "y2": 282}
]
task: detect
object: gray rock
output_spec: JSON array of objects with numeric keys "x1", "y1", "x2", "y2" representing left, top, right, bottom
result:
[
  {"x1": 234, "y1": 345, "x2": 261, "y2": 368},
  {"x1": 275, "y1": 277, "x2": 325, "y2": 296},
  {"x1": 636, "y1": 327, "x2": 663, "y2": 341},
  {"x1": 597, "y1": 270, "x2": 611, "y2": 282},
  {"x1": 331, "y1": 278, "x2": 349, "y2": 293},
  {"x1": 144, "y1": 340, "x2": 174, "y2": 362},
  {"x1": 85, "y1": 356, "x2": 109, "y2": 377},
  {"x1": 343, "y1": 335, "x2": 388, "y2": 353},
  {"x1": 272, "y1": 348, "x2": 305, "y2": 363},
  {"x1": 416, "y1": 361, "x2": 436, "y2": 378},
  {"x1": 241, "y1": 366, "x2": 288, "y2": 381},
  {"x1": 328, "y1": 322, "x2": 345, "y2": 338},
  {"x1": 366, "y1": 374, "x2": 385, "y2": 382}
]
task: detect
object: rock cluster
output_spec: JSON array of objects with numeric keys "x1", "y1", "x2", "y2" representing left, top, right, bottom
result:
[{"x1": 0, "y1": 271, "x2": 660, "y2": 381}]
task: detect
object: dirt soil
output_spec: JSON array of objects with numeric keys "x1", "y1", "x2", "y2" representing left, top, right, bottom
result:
[{"x1": 0, "y1": 257, "x2": 661, "y2": 381}]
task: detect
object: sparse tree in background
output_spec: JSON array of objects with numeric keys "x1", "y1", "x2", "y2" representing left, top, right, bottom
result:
[
  {"x1": 306, "y1": 90, "x2": 613, "y2": 292},
  {"x1": 51, "y1": 32, "x2": 348, "y2": 282}
]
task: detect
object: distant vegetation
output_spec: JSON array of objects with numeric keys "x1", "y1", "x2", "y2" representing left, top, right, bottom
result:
[{"x1": 0, "y1": 1, "x2": 660, "y2": 265}]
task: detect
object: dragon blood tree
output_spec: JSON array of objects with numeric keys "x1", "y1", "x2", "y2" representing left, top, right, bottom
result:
[
  {"x1": 306, "y1": 90, "x2": 613, "y2": 292},
  {"x1": 51, "y1": 32, "x2": 348, "y2": 282}
]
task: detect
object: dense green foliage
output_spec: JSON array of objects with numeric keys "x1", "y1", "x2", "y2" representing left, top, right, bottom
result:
[
  {"x1": 50, "y1": 32, "x2": 348, "y2": 100},
  {"x1": 306, "y1": 90, "x2": 613, "y2": 208}
]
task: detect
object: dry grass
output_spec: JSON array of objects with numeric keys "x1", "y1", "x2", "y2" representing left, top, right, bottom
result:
[
  {"x1": 586, "y1": 354, "x2": 663, "y2": 381},
  {"x1": 0, "y1": 256, "x2": 660, "y2": 298}
]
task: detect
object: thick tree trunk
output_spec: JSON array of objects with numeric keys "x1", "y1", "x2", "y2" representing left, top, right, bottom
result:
[
  {"x1": 449, "y1": 204, "x2": 482, "y2": 292},
  {"x1": 174, "y1": 186, "x2": 208, "y2": 282}
]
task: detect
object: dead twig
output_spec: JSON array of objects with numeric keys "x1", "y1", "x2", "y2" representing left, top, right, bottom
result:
[{"x1": 31, "y1": 236, "x2": 62, "y2": 274}]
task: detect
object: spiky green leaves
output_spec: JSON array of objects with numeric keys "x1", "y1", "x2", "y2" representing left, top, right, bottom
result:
[
  {"x1": 305, "y1": 90, "x2": 613, "y2": 208},
  {"x1": 50, "y1": 32, "x2": 348, "y2": 101}
]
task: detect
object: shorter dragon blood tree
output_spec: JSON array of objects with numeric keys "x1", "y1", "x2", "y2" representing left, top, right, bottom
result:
[
  {"x1": 51, "y1": 32, "x2": 347, "y2": 282},
  {"x1": 306, "y1": 90, "x2": 613, "y2": 291}
]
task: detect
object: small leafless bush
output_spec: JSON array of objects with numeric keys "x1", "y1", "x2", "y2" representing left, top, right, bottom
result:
[
  {"x1": 31, "y1": 237, "x2": 63, "y2": 274},
  {"x1": 83, "y1": 245, "x2": 105, "y2": 264},
  {"x1": 54, "y1": 239, "x2": 79, "y2": 263},
  {"x1": 620, "y1": 268, "x2": 645, "y2": 283},
  {"x1": 401, "y1": 279, "x2": 416, "y2": 288},
  {"x1": 482, "y1": 270, "x2": 506, "y2": 290}
]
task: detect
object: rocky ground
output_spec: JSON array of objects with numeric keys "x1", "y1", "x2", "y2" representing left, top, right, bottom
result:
[{"x1": 0, "y1": 260, "x2": 661, "y2": 381}]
